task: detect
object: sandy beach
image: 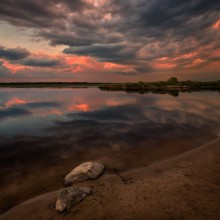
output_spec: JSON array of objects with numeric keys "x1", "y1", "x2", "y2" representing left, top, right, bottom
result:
[{"x1": 1, "y1": 138, "x2": 219, "y2": 220}]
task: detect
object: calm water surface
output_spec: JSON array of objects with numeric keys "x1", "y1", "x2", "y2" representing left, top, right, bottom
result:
[
  {"x1": 0, "y1": 88, "x2": 220, "y2": 161},
  {"x1": 0, "y1": 88, "x2": 220, "y2": 138}
]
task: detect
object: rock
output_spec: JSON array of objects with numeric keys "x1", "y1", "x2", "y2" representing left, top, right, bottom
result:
[
  {"x1": 56, "y1": 187, "x2": 92, "y2": 212},
  {"x1": 64, "y1": 162, "x2": 104, "y2": 185}
]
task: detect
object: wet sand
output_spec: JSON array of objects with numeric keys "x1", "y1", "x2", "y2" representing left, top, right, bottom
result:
[{"x1": 1, "y1": 137, "x2": 220, "y2": 220}]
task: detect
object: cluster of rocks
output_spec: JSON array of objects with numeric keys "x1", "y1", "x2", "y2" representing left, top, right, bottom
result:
[{"x1": 55, "y1": 162, "x2": 104, "y2": 213}]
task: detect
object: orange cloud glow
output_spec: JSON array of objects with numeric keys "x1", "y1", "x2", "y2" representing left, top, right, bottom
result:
[
  {"x1": 64, "y1": 55, "x2": 92, "y2": 66},
  {"x1": 152, "y1": 62, "x2": 176, "y2": 70},
  {"x1": 63, "y1": 54, "x2": 132, "y2": 74},
  {"x1": 213, "y1": 20, "x2": 220, "y2": 30},
  {"x1": 185, "y1": 58, "x2": 206, "y2": 68},
  {"x1": 2, "y1": 60, "x2": 29, "y2": 73}
]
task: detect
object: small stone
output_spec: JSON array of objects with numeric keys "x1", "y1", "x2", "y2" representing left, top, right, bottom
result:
[
  {"x1": 55, "y1": 187, "x2": 92, "y2": 213},
  {"x1": 64, "y1": 162, "x2": 104, "y2": 185}
]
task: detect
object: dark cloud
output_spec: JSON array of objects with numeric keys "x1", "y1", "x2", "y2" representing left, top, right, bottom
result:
[
  {"x1": 0, "y1": 46, "x2": 30, "y2": 60},
  {"x1": 40, "y1": 32, "x2": 96, "y2": 47},
  {"x1": 58, "y1": 0, "x2": 220, "y2": 71},
  {"x1": 22, "y1": 58, "x2": 60, "y2": 67},
  {"x1": 63, "y1": 43, "x2": 137, "y2": 63},
  {"x1": 0, "y1": 0, "x2": 86, "y2": 28},
  {"x1": 40, "y1": 31, "x2": 123, "y2": 47},
  {"x1": 0, "y1": 61, "x2": 11, "y2": 77},
  {"x1": 0, "y1": 0, "x2": 220, "y2": 74},
  {"x1": 134, "y1": 66, "x2": 153, "y2": 74},
  {"x1": 129, "y1": 0, "x2": 220, "y2": 31}
]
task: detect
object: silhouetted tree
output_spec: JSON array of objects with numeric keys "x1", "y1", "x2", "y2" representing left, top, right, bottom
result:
[{"x1": 167, "y1": 77, "x2": 178, "y2": 84}]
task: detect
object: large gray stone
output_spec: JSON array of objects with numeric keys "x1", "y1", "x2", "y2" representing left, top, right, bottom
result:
[
  {"x1": 64, "y1": 162, "x2": 104, "y2": 185},
  {"x1": 56, "y1": 187, "x2": 92, "y2": 212}
]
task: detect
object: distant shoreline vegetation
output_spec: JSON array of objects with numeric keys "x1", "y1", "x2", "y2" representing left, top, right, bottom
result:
[
  {"x1": 0, "y1": 78, "x2": 220, "y2": 96},
  {"x1": 98, "y1": 77, "x2": 220, "y2": 96},
  {"x1": 0, "y1": 82, "x2": 102, "y2": 88}
]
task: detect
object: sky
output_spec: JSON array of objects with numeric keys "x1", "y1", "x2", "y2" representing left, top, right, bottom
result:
[{"x1": 0, "y1": 0, "x2": 220, "y2": 82}]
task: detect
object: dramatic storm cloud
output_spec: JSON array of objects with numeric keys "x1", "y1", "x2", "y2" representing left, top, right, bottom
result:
[
  {"x1": 0, "y1": 46, "x2": 30, "y2": 60},
  {"x1": 0, "y1": 0, "x2": 220, "y2": 81},
  {"x1": 22, "y1": 58, "x2": 60, "y2": 67}
]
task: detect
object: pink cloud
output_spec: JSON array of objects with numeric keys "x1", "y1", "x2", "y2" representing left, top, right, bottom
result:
[
  {"x1": 213, "y1": 20, "x2": 220, "y2": 30},
  {"x1": 152, "y1": 62, "x2": 177, "y2": 70},
  {"x1": 185, "y1": 58, "x2": 206, "y2": 69},
  {"x1": 2, "y1": 60, "x2": 29, "y2": 73}
]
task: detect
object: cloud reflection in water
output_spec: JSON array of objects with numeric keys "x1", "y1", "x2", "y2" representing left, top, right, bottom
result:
[{"x1": 0, "y1": 88, "x2": 219, "y2": 175}]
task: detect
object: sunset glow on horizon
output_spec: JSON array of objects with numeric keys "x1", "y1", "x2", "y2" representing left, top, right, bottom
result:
[{"x1": 0, "y1": 0, "x2": 220, "y2": 82}]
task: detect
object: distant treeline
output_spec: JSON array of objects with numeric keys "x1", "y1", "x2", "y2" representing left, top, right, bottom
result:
[
  {"x1": 98, "y1": 77, "x2": 220, "y2": 95},
  {"x1": 1, "y1": 78, "x2": 220, "y2": 93},
  {"x1": 0, "y1": 82, "x2": 103, "y2": 88}
]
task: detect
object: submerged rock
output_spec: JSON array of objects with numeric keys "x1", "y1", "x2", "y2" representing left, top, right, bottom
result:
[
  {"x1": 64, "y1": 162, "x2": 104, "y2": 185},
  {"x1": 56, "y1": 187, "x2": 92, "y2": 212}
]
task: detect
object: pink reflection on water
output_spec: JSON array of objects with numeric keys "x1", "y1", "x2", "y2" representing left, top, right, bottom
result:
[
  {"x1": 1, "y1": 89, "x2": 136, "y2": 118},
  {"x1": 68, "y1": 103, "x2": 90, "y2": 112},
  {"x1": 5, "y1": 97, "x2": 27, "y2": 107},
  {"x1": 50, "y1": 110, "x2": 62, "y2": 115}
]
